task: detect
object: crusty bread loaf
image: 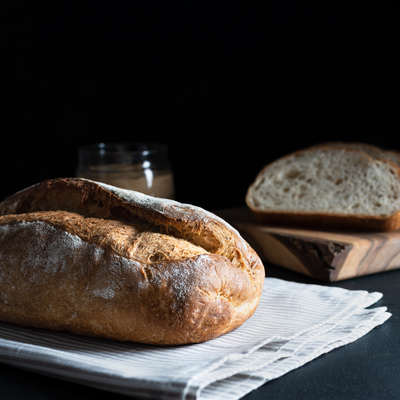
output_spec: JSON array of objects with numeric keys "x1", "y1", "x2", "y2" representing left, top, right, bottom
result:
[
  {"x1": 0, "y1": 178, "x2": 264, "y2": 345},
  {"x1": 246, "y1": 146, "x2": 400, "y2": 231}
]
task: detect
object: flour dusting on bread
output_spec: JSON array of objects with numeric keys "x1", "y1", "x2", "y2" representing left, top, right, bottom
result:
[
  {"x1": 94, "y1": 180, "x2": 242, "y2": 235},
  {"x1": 0, "y1": 178, "x2": 264, "y2": 345}
]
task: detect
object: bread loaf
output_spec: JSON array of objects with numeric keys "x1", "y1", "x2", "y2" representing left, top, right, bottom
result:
[
  {"x1": 0, "y1": 178, "x2": 264, "y2": 345},
  {"x1": 246, "y1": 146, "x2": 400, "y2": 231}
]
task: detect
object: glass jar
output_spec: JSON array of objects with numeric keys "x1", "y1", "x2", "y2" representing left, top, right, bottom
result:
[{"x1": 76, "y1": 142, "x2": 175, "y2": 199}]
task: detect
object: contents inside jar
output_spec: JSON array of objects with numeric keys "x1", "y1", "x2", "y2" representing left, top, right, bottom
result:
[{"x1": 77, "y1": 164, "x2": 175, "y2": 199}]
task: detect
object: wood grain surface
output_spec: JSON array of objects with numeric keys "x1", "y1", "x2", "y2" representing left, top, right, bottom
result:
[{"x1": 215, "y1": 207, "x2": 400, "y2": 282}]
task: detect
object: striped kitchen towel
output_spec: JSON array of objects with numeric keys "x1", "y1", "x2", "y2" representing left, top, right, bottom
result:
[{"x1": 0, "y1": 278, "x2": 390, "y2": 400}]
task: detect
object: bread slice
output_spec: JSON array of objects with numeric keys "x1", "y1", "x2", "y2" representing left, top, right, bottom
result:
[
  {"x1": 312, "y1": 141, "x2": 386, "y2": 158},
  {"x1": 313, "y1": 141, "x2": 400, "y2": 167},
  {"x1": 246, "y1": 146, "x2": 400, "y2": 231},
  {"x1": 382, "y1": 149, "x2": 400, "y2": 168}
]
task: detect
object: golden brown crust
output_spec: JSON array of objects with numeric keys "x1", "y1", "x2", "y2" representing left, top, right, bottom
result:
[
  {"x1": 0, "y1": 178, "x2": 264, "y2": 345},
  {"x1": 0, "y1": 211, "x2": 209, "y2": 263},
  {"x1": 0, "y1": 178, "x2": 261, "y2": 274}
]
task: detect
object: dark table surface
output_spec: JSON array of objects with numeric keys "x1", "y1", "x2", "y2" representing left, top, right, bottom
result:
[{"x1": 1, "y1": 261, "x2": 399, "y2": 400}]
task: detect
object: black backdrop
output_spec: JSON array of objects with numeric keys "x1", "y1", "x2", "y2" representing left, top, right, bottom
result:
[{"x1": 5, "y1": 3, "x2": 399, "y2": 210}]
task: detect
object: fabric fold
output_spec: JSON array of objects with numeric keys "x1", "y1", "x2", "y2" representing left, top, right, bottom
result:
[{"x1": 0, "y1": 278, "x2": 391, "y2": 400}]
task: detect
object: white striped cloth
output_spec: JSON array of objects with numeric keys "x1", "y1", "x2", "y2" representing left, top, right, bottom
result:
[{"x1": 0, "y1": 278, "x2": 390, "y2": 400}]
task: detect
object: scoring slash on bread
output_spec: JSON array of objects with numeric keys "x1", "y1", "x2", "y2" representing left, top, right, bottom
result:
[
  {"x1": 246, "y1": 143, "x2": 400, "y2": 231},
  {"x1": 0, "y1": 178, "x2": 264, "y2": 345}
]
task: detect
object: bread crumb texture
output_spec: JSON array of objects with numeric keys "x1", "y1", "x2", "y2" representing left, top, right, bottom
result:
[{"x1": 248, "y1": 147, "x2": 400, "y2": 217}]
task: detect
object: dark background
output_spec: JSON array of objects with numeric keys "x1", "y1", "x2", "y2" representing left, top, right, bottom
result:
[
  {"x1": 5, "y1": 2, "x2": 399, "y2": 210},
  {"x1": 2, "y1": 5, "x2": 400, "y2": 399}
]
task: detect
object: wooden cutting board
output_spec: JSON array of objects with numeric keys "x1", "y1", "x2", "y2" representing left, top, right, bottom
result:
[{"x1": 215, "y1": 207, "x2": 400, "y2": 282}]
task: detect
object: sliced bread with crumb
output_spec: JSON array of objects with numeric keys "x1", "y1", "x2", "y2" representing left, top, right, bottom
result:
[
  {"x1": 311, "y1": 141, "x2": 387, "y2": 159},
  {"x1": 246, "y1": 146, "x2": 400, "y2": 231},
  {"x1": 313, "y1": 141, "x2": 400, "y2": 167}
]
